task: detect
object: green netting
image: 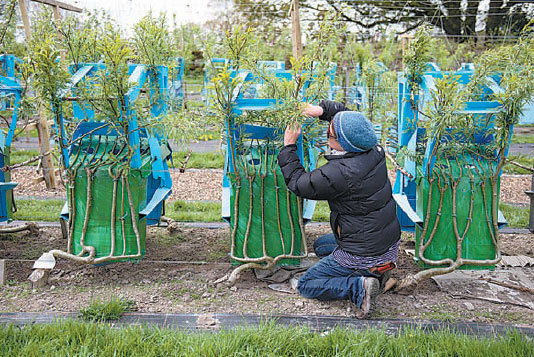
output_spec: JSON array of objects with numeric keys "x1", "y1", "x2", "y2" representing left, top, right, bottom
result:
[
  {"x1": 415, "y1": 157, "x2": 498, "y2": 270},
  {"x1": 229, "y1": 144, "x2": 306, "y2": 267},
  {"x1": 68, "y1": 135, "x2": 151, "y2": 262}
]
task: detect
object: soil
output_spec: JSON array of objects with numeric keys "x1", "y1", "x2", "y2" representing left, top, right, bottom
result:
[{"x1": 1, "y1": 225, "x2": 533, "y2": 326}]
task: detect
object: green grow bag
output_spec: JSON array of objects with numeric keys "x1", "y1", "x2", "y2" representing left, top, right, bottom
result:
[
  {"x1": 68, "y1": 136, "x2": 151, "y2": 261},
  {"x1": 229, "y1": 146, "x2": 305, "y2": 266},
  {"x1": 415, "y1": 157, "x2": 498, "y2": 270}
]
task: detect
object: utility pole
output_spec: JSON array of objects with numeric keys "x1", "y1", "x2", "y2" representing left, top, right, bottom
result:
[{"x1": 290, "y1": 0, "x2": 303, "y2": 60}]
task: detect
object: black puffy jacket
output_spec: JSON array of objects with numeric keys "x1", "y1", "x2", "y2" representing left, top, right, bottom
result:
[{"x1": 278, "y1": 144, "x2": 400, "y2": 256}]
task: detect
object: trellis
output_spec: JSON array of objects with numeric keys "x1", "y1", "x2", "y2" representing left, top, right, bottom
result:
[
  {"x1": 393, "y1": 66, "x2": 510, "y2": 290},
  {"x1": 219, "y1": 70, "x2": 319, "y2": 284},
  {"x1": 35, "y1": 63, "x2": 173, "y2": 266}
]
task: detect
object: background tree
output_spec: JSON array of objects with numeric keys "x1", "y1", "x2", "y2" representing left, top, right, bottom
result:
[
  {"x1": 0, "y1": 0, "x2": 24, "y2": 56},
  {"x1": 233, "y1": 0, "x2": 534, "y2": 40}
]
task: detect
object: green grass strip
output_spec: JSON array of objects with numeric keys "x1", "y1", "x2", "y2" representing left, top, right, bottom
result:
[
  {"x1": 165, "y1": 200, "x2": 332, "y2": 223},
  {"x1": 511, "y1": 134, "x2": 534, "y2": 144},
  {"x1": 166, "y1": 200, "x2": 223, "y2": 222},
  {"x1": 13, "y1": 199, "x2": 64, "y2": 222},
  {"x1": 10, "y1": 149, "x2": 40, "y2": 167},
  {"x1": 12, "y1": 198, "x2": 529, "y2": 229},
  {"x1": 499, "y1": 203, "x2": 529, "y2": 229},
  {"x1": 0, "y1": 320, "x2": 532, "y2": 356},
  {"x1": 171, "y1": 151, "x2": 224, "y2": 169},
  {"x1": 79, "y1": 298, "x2": 135, "y2": 322}
]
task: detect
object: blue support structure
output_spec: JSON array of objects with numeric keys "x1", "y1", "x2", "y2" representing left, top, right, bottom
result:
[
  {"x1": 347, "y1": 62, "x2": 387, "y2": 110},
  {"x1": 221, "y1": 100, "x2": 318, "y2": 224},
  {"x1": 257, "y1": 61, "x2": 285, "y2": 70},
  {"x1": 219, "y1": 67, "x2": 326, "y2": 276},
  {"x1": 202, "y1": 58, "x2": 231, "y2": 106},
  {"x1": 169, "y1": 57, "x2": 185, "y2": 109},
  {"x1": 204, "y1": 59, "x2": 338, "y2": 104},
  {"x1": 0, "y1": 55, "x2": 22, "y2": 222}
]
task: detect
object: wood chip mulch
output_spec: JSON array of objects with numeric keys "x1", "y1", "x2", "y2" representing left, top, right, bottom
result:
[{"x1": 8, "y1": 167, "x2": 532, "y2": 205}]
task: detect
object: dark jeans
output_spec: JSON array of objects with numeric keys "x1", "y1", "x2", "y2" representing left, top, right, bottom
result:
[{"x1": 298, "y1": 234, "x2": 379, "y2": 308}]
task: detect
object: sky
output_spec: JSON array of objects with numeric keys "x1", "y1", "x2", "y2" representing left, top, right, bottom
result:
[{"x1": 67, "y1": 0, "x2": 226, "y2": 31}]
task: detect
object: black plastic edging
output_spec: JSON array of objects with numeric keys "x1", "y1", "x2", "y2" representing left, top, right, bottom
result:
[{"x1": 0, "y1": 312, "x2": 533, "y2": 338}]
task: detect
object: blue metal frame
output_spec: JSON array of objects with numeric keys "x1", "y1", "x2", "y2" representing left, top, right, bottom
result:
[
  {"x1": 204, "y1": 59, "x2": 338, "y2": 103},
  {"x1": 202, "y1": 58, "x2": 231, "y2": 105},
  {"x1": 56, "y1": 62, "x2": 173, "y2": 226},
  {"x1": 0, "y1": 54, "x2": 22, "y2": 222},
  {"x1": 169, "y1": 57, "x2": 185, "y2": 109},
  {"x1": 347, "y1": 61, "x2": 387, "y2": 110}
]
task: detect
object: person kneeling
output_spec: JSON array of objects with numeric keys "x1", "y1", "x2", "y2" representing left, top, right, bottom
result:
[{"x1": 278, "y1": 100, "x2": 400, "y2": 319}]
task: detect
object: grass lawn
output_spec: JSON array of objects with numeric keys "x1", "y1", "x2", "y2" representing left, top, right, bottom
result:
[
  {"x1": 11, "y1": 198, "x2": 326, "y2": 224},
  {"x1": 0, "y1": 320, "x2": 531, "y2": 356},
  {"x1": 13, "y1": 199, "x2": 64, "y2": 222},
  {"x1": 511, "y1": 134, "x2": 534, "y2": 144},
  {"x1": 500, "y1": 203, "x2": 529, "y2": 229},
  {"x1": 503, "y1": 154, "x2": 533, "y2": 174},
  {"x1": 12, "y1": 198, "x2": 529, "y2": 229},
  {"x1": 171, "y1": 151, "x2": 224, "y2": 169},
  {"x1": 166, "y1": 200, "x2": 223, "y2": 222},
  {"x1": 10, "y1": 149, "x2": 40, "y2": 166}
]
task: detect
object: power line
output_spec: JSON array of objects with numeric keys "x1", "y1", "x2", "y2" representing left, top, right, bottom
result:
[{"x1": 234, "y1": 3, "x2": 530, "y2": 11}]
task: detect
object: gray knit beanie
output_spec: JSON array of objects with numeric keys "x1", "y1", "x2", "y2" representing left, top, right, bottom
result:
[{"x1": 332, "y1": 111, "x2": 377, "y2": 152}]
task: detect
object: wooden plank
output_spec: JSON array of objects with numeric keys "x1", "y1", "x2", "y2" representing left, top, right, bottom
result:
[
  {"x1": 31, "y1": 0, "x2": 82, "y2": 13},
  {"x1": 18, "y1": 0, "x2": 32, "y2": 39},
  {"x1": 0, "y1": 260, "x2": 6, "y2": 285},
  {"x1": 290, "y1": 0, "x2": 302, "y2": 60},
  {"x1": 53, "y1": 5, "x2": 66, "y2": 61},
  {"x1": 18, "y1": 1, "x2": 57, "y2": 189},
  {"x1": 36, "y1": 111, "x2": 57, "y2": 189}
]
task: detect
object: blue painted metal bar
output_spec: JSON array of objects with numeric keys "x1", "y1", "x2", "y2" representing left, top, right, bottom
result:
[{"x1": 0, "y1": 54, "x2": 21, "y2": 222}]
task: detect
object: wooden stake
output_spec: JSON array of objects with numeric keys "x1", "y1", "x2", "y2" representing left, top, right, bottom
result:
[
  {"x1": 0, "y1": 260, "x2": 6, "y2": 285},
  {"x1": 53, "y1": 5, "x2": 66, "y2": 62},
  {"x1": 18, "y1": 0, "x2": 31, "y2": 39},
  {"x1": 290, "y1": 0, "x2": 303, "y2": 60},
  {"x1": 36, "y1": 112, "x2": 57, "y2": 189},
  {"x1": 18, "y1": 0, "x2": 58, "y2": 189},
  {"x1": 344, "y1": 66, "x2": 350, "y2": 104}
]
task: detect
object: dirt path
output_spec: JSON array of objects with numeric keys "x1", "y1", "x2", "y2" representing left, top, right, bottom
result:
[{"x1": 1, "y1": 225, "x2": 533, "y2": 325}]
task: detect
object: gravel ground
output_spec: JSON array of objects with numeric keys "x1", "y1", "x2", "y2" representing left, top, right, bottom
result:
[
  {"x1": 11, "y1": 168, "x2": 223, "y2": 202},
  {"x1": 10, "y1": 167, "x2": 532, "y2": 205}
]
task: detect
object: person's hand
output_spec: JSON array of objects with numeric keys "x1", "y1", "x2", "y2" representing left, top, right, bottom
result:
[
  {"x1": 301, "y1": 103, "x2": 323, "y2": 117},
  {"x1": 284, "y1": 123, "x2": 301, "y2": 146}
]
